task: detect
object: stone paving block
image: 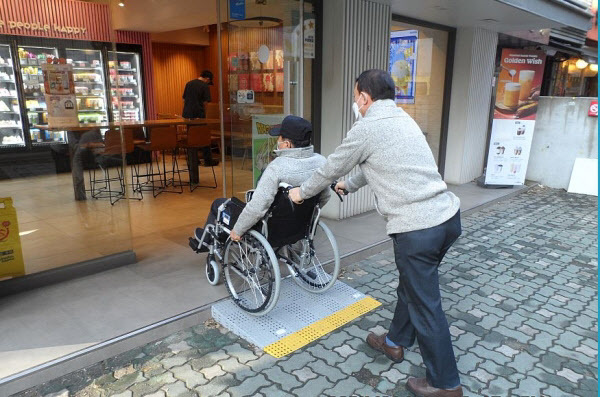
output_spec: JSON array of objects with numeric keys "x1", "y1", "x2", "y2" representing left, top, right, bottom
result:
[
  {"x1": 507, "y1": 351, "x2": 539, "y2": 373},
  {"x1": 337, "y1": 351, "x2": 375, "y2": 375},
  {"x1": 308, "y1": 360, "x2": 346, "y2": 383},
  {"x1": 194, "y1": 373, "x2": 239, "y2": 397},
  {"x1": 198, "y1": 365, "x2": 225, "y2": 381},
  {"x1": 456, "y1": 352, "x2": 484, "y2": 374},
  {"x1": 222, "y1": 343, "x2": 258, "y2": 364},
  {"x1": 333, "y1": 345, "x2": 357, "y2": 359},
  {"x1": 363, "y1": 355, "x2": 394, "y2": 376},
  {"x1": 244, "y1": 353, "x2": 278, "y2": 373},
  {"x1": 143, "y1": 391, "x2": 165, "y2": 397},
  {"x1": 542, "y1": 384, "x2": 575, "y2": 397},
  {"x1": 226, "y1": 373, "x2": 269, "y2": 397},
  {"x1": 306, "y1": 344, "x2": 345, "y2": 366},
  {"x1": 171, "y1": 364, "x2": 207, "y2": 389},
  {"x1": 128, "y1": 372, "x2": 176, "y2": 397},
  {"x1": 262, "y1": 366, "x2": 301, "y2": 390},
  {"x1": 257, "y1": 385, "x2": 293, "y2": 397},
  {"x1": 103, "y1": 372, "x2": 146, "y2": 395},
  {"x1": 453, "y1": 332, "x2": 479, "y2": 351},
  {"x1": 167, "y1": 341, "x2": 192, "y2": 355},
  {"x1": 161, "y1": 380, "x2": 196, "y2": 397},
  {"x1": 189, "y1": 350, "x2": 229, "y2": 371},
  {"x1": 470, "y1": 345, "x2": 511, "y2": 366},
  {"x1": 278, "y1": 351, "x2": 316, "y2": 373},
  {"x1": 320, "y1": 330, "x2": 352, "y2": 350},
  {"x1": 218, "y1": 357, "x2": 254, "y2": 381},
  {"x1": 291, "y1": 376, "x2": 333, "y2": 396}
]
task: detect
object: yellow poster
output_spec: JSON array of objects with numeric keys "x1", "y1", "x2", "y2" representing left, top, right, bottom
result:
[{"x1": 0, "y1": 197, "x2": 25, "y2": 278}]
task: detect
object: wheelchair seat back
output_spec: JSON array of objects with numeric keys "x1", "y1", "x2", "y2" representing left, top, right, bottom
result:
[{"x1": 265, "y1": 188, "x2": 320, "y2": 247}]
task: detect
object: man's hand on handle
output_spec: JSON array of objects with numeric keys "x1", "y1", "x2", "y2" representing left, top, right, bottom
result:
[
  {"x1": 289, "y1": 187, "x2": 304, "y2": 204},
  {"x1": 230, "y1": 230, "x2": 242, "y2": 242},
  {"x1": 335, "y1": 181, "x2": 349, "y2": 195}
]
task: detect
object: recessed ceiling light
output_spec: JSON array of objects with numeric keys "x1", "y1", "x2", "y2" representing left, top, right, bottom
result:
[
  {"x1": 481, "y1": 18, "x2": 499, "y2": 23},
  {"x1": 118, "y1": 1, "x2": 125, "y2": 7}
]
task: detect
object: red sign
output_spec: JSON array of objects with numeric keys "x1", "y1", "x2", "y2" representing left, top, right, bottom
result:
[{"x1": 589, "y1": 100, "x2": 598, "y2": 117}]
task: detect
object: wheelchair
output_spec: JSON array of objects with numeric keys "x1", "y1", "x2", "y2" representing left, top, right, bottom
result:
[{"x1": 190, "y1": 183, "x2": 344, "y2": 316}]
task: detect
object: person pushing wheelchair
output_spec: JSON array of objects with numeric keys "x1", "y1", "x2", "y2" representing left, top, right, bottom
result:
[{"x1": 190, "y1": 115, "x2": 331, "y2": 251}]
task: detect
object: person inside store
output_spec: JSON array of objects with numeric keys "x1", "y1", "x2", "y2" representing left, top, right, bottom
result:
[
  {"x1": 191, "y1": 115, "x2": 330, "y2": 249},
  {"x1": 182, "y1": 69, "x2": 216, "y2": 166},
  {"x1": 288, "y1": 69, "x2": 464, "y2": 397}
]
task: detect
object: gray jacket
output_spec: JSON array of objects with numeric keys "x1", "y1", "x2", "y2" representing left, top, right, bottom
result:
[
  {"x1": 233, "y1": 145, "x2": 331, "y2": 235},
  {"x1": 300, "y1": 99, "x2": 460, "y2": 235}
]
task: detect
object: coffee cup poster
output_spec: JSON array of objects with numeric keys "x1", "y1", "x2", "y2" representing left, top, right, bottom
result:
[
  {"x1": 485, "y1": 49, "x2": 546, "y2": 185},
  {"x1": 390, "y1": 30, "x2": 418, "y2": 104}
]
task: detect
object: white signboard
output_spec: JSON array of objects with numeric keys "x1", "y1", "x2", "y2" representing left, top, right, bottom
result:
[
  {"x1": 42, "y1": 62, "x2": 78, "y2": 128},
  {"x1": 484, "y1": 119, "x2": 535, "y2": 185}
]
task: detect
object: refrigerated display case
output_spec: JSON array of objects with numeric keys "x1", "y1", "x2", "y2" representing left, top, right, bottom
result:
[
  {"x1": 18, "y1": 45, "x2": 62, "y2": 145},
  {"x1": 0, "y1": 44, "x2": 25, "y2": 148},
  {"x1": 66, "y1": 48, "x2": 109, "y2": 126},
  {"x1": 109, "y1": 51, "x2": 144, "y2": 122}
]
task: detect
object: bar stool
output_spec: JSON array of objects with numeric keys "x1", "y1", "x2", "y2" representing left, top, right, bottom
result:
[
  {"x1": 89, "y1": 128, "x2": 141, "y2": 205},
  {"x1": 179, "y1": 125, "x2": 218, "y2": 191},
  {"x1": 136, "y1": 126, "x2": 183, "y2": 197}
]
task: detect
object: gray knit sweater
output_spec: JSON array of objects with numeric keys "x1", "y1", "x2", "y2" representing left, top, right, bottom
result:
[
  {"x1": 300, "y1": 99, "x2": 460, "y2": 235},
  {"x1": 233, "y1": 145, "x2": 331, "y2": 235}
]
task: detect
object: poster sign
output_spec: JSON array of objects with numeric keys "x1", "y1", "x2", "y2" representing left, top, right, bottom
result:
[
  {"x1": 390, "y1": 30, "x2": 418, "y2": 104},
  {"x1": 229, "y1": 0, "x2": 245, "y2": 20},
  {"x1": 0, "y1": 197, "x2": 25, "y2": 278},
  {"x1": 251, "y1": 114, "x2": 285, "y2": 188},
  {"x1": 304, "y1": 18, "x2": 315, "y2": 59},
  {"x1": 485, "y1": 49, "x2": 546, "y2": 185},
  {"x1": 589, "y1": 100, "x2": 598, "y2": 117},
  {"x1": 42, "y1": 62, "x2": 78, "y2": 128}
]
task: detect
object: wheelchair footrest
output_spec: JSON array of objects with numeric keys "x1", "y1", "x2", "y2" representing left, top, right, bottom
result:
[{"x1": 189, "y1": 237, "x2": 200, "y2": 252}]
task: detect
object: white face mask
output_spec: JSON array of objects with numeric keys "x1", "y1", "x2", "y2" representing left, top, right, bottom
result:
[{"x1": 352, "y1": 94, "x2": 366, "y2": 121}]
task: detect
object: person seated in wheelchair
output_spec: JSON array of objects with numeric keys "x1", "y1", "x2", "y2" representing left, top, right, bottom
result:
[{"x1": 190, "y1": 115, "x2": 331, "y2": 251}]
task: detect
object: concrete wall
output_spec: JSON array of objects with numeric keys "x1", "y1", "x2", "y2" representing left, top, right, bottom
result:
[
  {"x1": 526, "y1": 97, "x2": 598, "y2": 189},
  {"x1": 444, "y1": 27, "x2": 498, "y2": 185}
]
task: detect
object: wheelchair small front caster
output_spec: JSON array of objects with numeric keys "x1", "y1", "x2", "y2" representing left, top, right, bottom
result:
[{"x1": 206, "y1": 255, "x2": 221, "y2": 285}]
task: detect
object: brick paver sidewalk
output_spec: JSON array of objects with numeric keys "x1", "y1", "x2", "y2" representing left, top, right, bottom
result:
[{"x1": 16, "y1": 186, "x2": 598, "y2": 397}]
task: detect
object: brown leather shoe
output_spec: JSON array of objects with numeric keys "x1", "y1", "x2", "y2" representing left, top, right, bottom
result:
[
  {"x1": 366, "y1": 332, "x2": 404, "y2": 363},
  {"x1": 406, "y1": 377, "x2": 463, "y2": 397}
]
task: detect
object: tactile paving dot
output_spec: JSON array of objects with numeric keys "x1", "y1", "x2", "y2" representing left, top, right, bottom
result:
[{"x1": 212, "y1": 278, "x2": 381, "y2": 357}]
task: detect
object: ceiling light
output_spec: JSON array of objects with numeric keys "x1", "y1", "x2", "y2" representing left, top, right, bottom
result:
[
  {"x1": 576, "y1": 59, "x2": 589, "y2": 69},
  {"x1": 590, "y1": 63, "x2": 598, "y2": 72},
  {"x1": 229, "y1": 17, "x2": 281, "y2": 28},
  {"x1": 118, "y1": 1, "x2": 125, "y2": 7}
]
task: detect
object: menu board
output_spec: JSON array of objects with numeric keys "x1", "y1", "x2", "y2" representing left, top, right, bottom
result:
[
  {"x1": 42, "y1": 62, "x2": 78, "y2": 128},
  {"x1": 485, "y1": 49, "x2": 546, "y2": 185}
]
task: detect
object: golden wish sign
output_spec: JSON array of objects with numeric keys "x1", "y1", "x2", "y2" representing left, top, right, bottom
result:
[{"x1": 0, "y1": 20, "x2": 87, "y2": 35}]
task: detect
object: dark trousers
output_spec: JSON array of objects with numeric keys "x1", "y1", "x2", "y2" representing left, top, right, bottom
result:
[
  {"x1": 204, "y1": 198, "x2": 245, "y2": 229},
  {"x1": 387, "y1": 210, "x2": 462, "y2": 389}
]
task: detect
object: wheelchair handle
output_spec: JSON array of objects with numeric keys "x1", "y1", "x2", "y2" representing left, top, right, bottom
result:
[{"x1": 330, "y1": 181, "x2": 348, "y2": 202}]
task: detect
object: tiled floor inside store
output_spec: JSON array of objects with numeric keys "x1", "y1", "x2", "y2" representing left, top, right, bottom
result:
[{"x1": 0, "y1": 154, "x2": 530, "y2": 382}]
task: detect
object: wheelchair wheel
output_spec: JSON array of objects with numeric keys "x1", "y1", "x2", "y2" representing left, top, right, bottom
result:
[
  {"x1": 223, "y1": 230, "x2": 281, "y2": 316},
  {"x1": 206, "y1": 255, "x2": 221, "y2": 285},
  {"x1": 285, "y1": 221, "x2": 340, "y2": 293}
]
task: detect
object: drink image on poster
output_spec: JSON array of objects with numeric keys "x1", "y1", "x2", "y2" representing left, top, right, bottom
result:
[
  {"x1": 518, "y1": 70, "x2": 535, "y2": 101},
  {"x1": 503, "y1": 82, "x2": 520, "y2": 108},
  {"x1": 390, "y1": 30, "x2": 418, "y2": 104}
]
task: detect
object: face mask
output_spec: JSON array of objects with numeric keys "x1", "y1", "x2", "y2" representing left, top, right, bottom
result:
[{"x1": 352, "y1": 94, "x2": 365, "y2": 120}]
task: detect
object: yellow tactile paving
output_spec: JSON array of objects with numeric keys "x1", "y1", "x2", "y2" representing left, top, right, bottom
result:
[{"x1": 264, "y1": 296, "x2": 382, "y2": 358}]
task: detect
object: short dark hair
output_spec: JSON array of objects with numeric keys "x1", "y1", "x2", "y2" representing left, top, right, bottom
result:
[
  {"x1": 355, "y1": 69, "x2": 395, "y2": 101},
  {"x1": 201, "y1": 70, "x2": 213, "y2": 80},
  {"x1": 286, "y1": 137, "x2": 311, "y2": 148}
]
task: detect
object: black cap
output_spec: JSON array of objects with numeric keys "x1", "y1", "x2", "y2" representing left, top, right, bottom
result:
[{"x1": 268, "y1": 115, "x2": 312, "y2": 142}]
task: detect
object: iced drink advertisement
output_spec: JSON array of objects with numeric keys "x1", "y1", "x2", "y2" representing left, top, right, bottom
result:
[
  {"x1": 485, "y1": 49, "x2": 546, "y2": 185},
  {"x1": 390, "y1": 30, "x2": 418, "y2": 104}
]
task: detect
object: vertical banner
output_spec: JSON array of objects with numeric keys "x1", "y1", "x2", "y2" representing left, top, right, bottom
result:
[
  {"x1": 485, "y1": 49, "x2": 546, "y2": 185},
  {"x1": 42, "y1": 62, "x2": 78, "y2": 128},
  {"x1": 390, "y1": 30, "x2": 418, "y2": 104},
  {"x1": 229, "y1": 0, "x2": 245, "y2": 20},
  {"x1": 251, "y1": 114, "x2": 285, "y2": 188},
  {"x1": 0, "y1": 197, "x2": 25, "y2": 278}
]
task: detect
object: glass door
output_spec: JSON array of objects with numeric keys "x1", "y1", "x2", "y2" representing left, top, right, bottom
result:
[{"x1": 226, "y1": 0, "x2": 304, "y2": 198}]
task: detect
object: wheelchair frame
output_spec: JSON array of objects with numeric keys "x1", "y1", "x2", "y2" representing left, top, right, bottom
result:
[{"x1": 195, "y1": 183, "x2": 341, "y2": 316}]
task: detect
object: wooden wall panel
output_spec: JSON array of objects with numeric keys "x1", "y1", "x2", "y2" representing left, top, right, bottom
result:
[{"x1": 152, "y1": 42, "x2": 209, "y2": 117}]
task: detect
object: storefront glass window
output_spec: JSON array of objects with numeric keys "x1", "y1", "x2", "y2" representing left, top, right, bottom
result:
[
  {"x1": 390, "y1": 20, "x2": 449, "y2": 165},
  {"x1": 549, "y1": 58, "x2": 598, "y2": 97}
]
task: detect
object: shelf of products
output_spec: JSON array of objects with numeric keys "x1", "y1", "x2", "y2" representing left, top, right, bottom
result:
[
  {"x1": 0, "y1": 44, "x2": 24, "y2": 147},
  {"x1": 66, "y1": 49, "x2": 109, "y2": 126},
  {"x1": 109, "y1": 51, "x2": 144, "y2": 122},
  {"x1": 18, "y1": 45, "x2": 65, "y2": 145}
]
